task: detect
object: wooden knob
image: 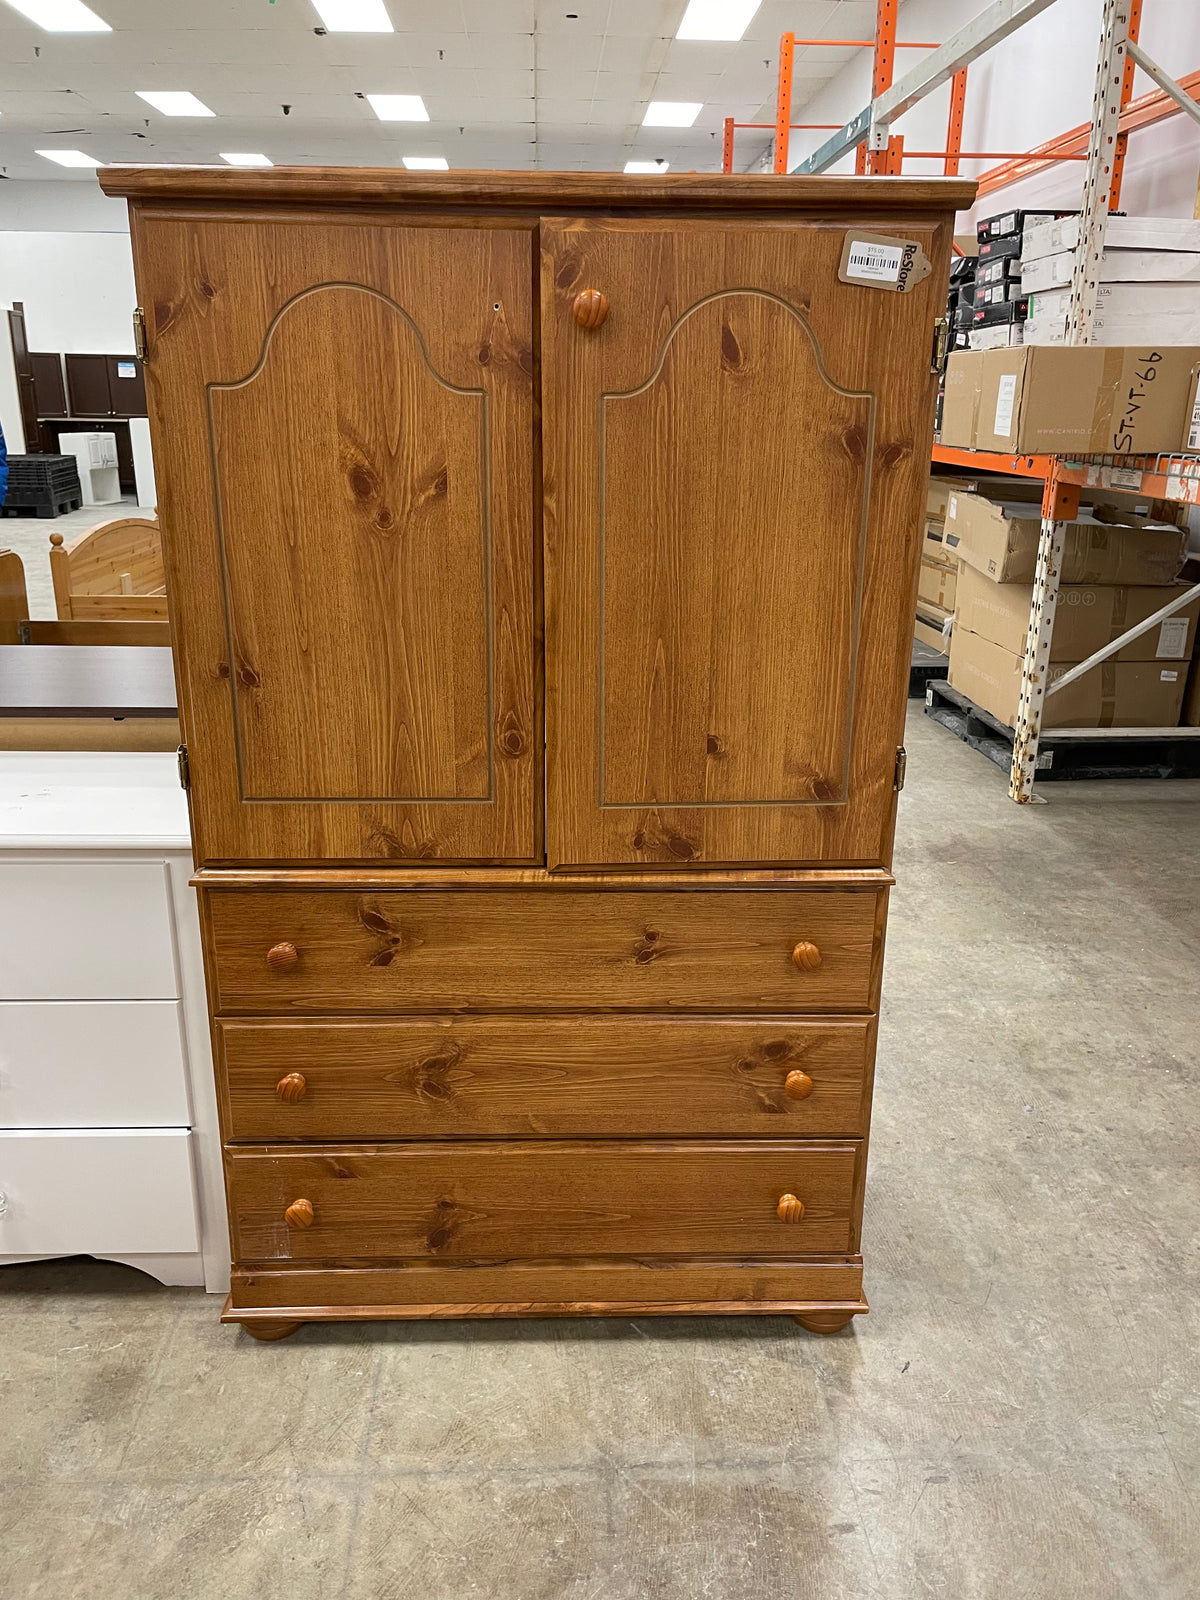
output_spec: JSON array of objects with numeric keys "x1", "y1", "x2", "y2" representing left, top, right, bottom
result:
[
  {"x1": 791, "y1": 940, "x2": 822, "y2": 972},
  {"x1": 284, "y1": 1198, "x2": 314, "y2": 1229},
  {"x1": 266, "y1": 942, "x2": 298, "y2": 971},
  {"x1": 573, "y1": 288, "x2": 609, "y2": 329},
  {"x1": 50, "y1": 532, "x2": 64, "y2": 548},
  {"x1": 276, "y1": 1072, "x2": 307, "y2": 1103},
  {"x1": 776, "y1": 1193, "x2": 805, "y2": 1223},
  {"x1": 784, "y1": 1070, "x2": 814, "y2": 1100}
]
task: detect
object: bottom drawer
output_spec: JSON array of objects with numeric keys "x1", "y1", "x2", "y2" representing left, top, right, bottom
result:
[
  {"x1": 0, "y1": 1129, "x2": 198, "y2": 1256},
  {"x1": 227, "y1": 1140, "x2": 861, "y2": 1262}
]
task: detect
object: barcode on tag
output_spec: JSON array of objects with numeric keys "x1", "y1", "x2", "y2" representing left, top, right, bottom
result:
[
  {"x1": 1109, "y1": 468, "x2": 1142, "y2": 489},
  {"x1": 845, "y1": 241, "x2": 904, "y2": 283},
  {"x1": 1188, "y1": 389, "x2": 1200, "y2": 449}
]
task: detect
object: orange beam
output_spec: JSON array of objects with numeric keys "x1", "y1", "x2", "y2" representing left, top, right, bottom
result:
[
  {"x1": 1109, "y1": 0, "x2": 1143, "y2": 211},
  {"x1": 932, "y1": 445, "x2": 1053, "y2": 479},
  {"x1": 722, "y1": 116, "x2": 735, "y2": 173},
  {"x1": 975, "y1": 66, "x2": 1200, "y2": 199},
  {"x1": 788, "y1": 38, "x2": 939, "y2": 48},
  {"x1": 774, "y1": 31, "x2": 794, "y2": 174},
  {"x1": 944, "y1": 68, "x2": 967, "y2": 176},
  {"x1": 867, "y1": 0, "x2": 898, "y2": 176}
]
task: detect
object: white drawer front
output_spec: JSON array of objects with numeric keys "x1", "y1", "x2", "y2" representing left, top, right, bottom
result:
[
  {"x1": 0, "y1": 1129, "x2": 198, "y2": 1255},
  {"x1": 0, "y1": 1002, "x2": 190, "y2": 1129},
  {"x1": 0, "y1": 862, "x2": 178, "y2": 1000}
]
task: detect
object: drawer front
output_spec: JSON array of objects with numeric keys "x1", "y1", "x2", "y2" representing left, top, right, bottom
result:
[
  {"x1": 207, "y1": 889, "x2": 880, "y2": 1013},
  {"x1": 219, "y1": 1016, "x2": 873, "y2": 1140},
  {"x1": 226, "y1": 1139, "x2": 861, "y2": 1261},
  {"x1": 0, "y1": 1129, "x2": 198, "y2": 1255},
  {"x1": 0, "y1": 862, "x2": 177, "y2": 1001},
  {"x1": 0, "y1": 1002, "x2": 189, "y2": 1129}
]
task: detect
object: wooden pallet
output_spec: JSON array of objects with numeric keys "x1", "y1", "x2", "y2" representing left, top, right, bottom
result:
[{"x1": 924, "y1": 679, "x2": 1200, "y2": 782}]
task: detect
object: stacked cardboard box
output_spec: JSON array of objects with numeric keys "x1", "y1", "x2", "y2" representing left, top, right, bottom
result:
[
  {"x1": 943, "y1": 488, "x2": 1194, "y2": 729},
  {"x1": 967, "y1": 208, "x2": 1075, "y2": 351},
  {"x1": 1023, "y1": 215, "x2": 1200, "y2": 347}
]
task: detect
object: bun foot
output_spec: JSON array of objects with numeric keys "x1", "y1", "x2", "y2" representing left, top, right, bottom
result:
[
  {"x1": 794, "y1": 1309, "x2": 857, "y2": 1335},
  {"x1": 241, "y1": 1319, "x2": 302, "y2": 1342}
]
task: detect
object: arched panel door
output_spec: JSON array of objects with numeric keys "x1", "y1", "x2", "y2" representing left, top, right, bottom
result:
[
  {"x1": 542, "y1": 219, "x2": 944, "y2": 869},
  {"x1": 136, "y1": 219, "x2": 536, "y2": 864}
]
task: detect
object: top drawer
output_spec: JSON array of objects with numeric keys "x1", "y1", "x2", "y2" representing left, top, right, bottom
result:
[
  {"x1": 206, "y1": 888, "x2": 880, "y2": 1014},
  {"x1": 0, "y1": 861, "x2": 178, "y2": 1001}
]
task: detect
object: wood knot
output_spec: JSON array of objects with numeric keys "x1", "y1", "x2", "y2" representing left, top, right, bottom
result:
[
  {"x1": 881, "y1": 439, "x2": 912, "y2": 468},
  {"x1": 631, "y1": 830, "x2": 646, "y2": 849},
  {"x1": 841, "y1": 425, "x2": 867, "y2": 464},
  {"x1": 666, "y1": 834, "x2": 696, "y2": 861},
  {"x1": 720, "y1": 322, "x2": 742, "y2": 370},
  {"x1": 706, "y1": 734, "x2": 724, "y2": 757},
  {"x1": 199, "y1": 280, "x2": 216, "y2": 300},
  {"x1": 348, "y1": 465, "x2": 378, "y2": 500},
  {"x1": 236, "y1": 663, "x2": 260, "y2": 688},
  {"x1": 500, "y1": 716, "x2": 527, "y2": 758}
]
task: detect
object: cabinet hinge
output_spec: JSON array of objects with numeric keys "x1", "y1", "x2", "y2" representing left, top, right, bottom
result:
[
  {"x1": 931, "y1": 314, "x2": 949, "y2": 373},
  {"x1": 177, "y1": 744, "x2": 190, "y2": 791},
  {"x1": 894, "y1": 745, "x2": 907, "y2": 792},
  {"x1": 133, "y1": 307, "x2": 148, "y2": 362}
]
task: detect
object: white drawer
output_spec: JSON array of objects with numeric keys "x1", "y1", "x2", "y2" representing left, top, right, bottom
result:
[
  {"x1": 0, "y1": 1129, "x2": 198, "y2": 1255},
  {"x1": 0, "y1": 861, "x2": 178, "y2": 1000},
  {"x1": 0, "y1": 1002, "x2": 190, "y2": 1129}
]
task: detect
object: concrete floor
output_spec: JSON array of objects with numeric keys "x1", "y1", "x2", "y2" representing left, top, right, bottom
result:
[{"x1": 2, "y1": 706, "x2": 1198, "y2": 1599}]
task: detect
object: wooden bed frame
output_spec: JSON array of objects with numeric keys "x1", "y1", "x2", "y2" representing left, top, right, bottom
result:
[{"x1": 49, "y1": 516, "x2": 168, "y2": 623}]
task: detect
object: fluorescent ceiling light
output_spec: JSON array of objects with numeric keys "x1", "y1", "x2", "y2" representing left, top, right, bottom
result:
[
  {"x1": 366, "y1": 93, "x2": 428, "y2": 122},
  {"x1": 221, "y1": 153, "x2": 273, "y2": 167},
  {"x1": 136, "y1": 90, "x2": 215, "y2": 117},
  {"x1": 311, "y1": 0, "x2": 392, "y2": 30},
  {"x1": 37, "y1": 148, "x2": 101, "y2": 166},
  {"x1": 676, "y1": 0, "x2": 762, "y2": 41},
  {"x1": 625, "y1": 160, "x2": 670, "y2": 173},
  {"x1": 403, "y1": 156, "x2": 448, "y2": 171},
  {"x1": 642, "y1": 101, "x2": 703, "y2": 128},
  {"x1": 3, "y1": 0, "x2": 110, "y2": 31}
]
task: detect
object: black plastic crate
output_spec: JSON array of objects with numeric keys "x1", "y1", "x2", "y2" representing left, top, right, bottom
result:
[{"x1": 2, "y1": 454, "x2": 83, "y2": 518}]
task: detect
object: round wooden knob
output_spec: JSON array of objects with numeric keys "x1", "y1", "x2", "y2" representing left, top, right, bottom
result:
[
  {"x1": 784, "y1": 1070, "x2": 814, "y2": 1100},
  {"x1": 791, "y1": 941, "x2": 822, "y2": 972},
  {"x1": 284, "y1": 1198, "x2": 314, "y2": 1229},
  {"x1": 266, "y1": 942, "x2": 298, "y2": 971},
  {"x1": 276, "y1": 1072, "x2": 307, "y2": 1103},
  {"x1": 776, "y1": 1193, "x2": 805, "y2": 1223},
  {"x1": 573, "y1": 288, "x2": 609, "y2": 329}
]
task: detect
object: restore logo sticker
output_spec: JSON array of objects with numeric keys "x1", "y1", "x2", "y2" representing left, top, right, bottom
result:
[{"x1": 838, "y1": 231, "x2": 933, "y2": 293}]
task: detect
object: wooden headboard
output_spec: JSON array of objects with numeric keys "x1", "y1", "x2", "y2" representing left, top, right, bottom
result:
[{"x1": 49, "y1": 516, "x2": 167, "y2": 622}]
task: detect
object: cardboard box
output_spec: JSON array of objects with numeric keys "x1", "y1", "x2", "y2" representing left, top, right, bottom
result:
[
  {"x1": 968, "y1": 323, "x2": 1025, "y2": 350},
  {"x1": 915, "y1": 601, "x2": 952, "y2": 654},
  {"x1": 953, "y1": 564, "x2": 1200, "y2": 662},
  {"x1": 918, "y1": 556, "x2": 957, "y2": 611},
  {"x1": 1028, "y1": 283, "x2": 1200, "y2": 346},
  {"x1": 977, "y1": 208, "x2": 1075, "y2": 244},
  {"x1": 939, "y1": 347, "x2": 1200, "y2": 455},
  {"x1": 948, "y1": 628, "x2": 1187, "y2": 729},
  {"x1": 1021, "y1": 247, "x2": 1200, "y2": 295},
  {"x1": 943, "y1": 489, "x2": 1187, "y2": 585},
  {"x1": 1022, "y1": 213, "x2": 1200, "y2": 263}
]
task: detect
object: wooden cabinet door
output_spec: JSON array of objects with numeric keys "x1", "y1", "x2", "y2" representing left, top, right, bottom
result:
[
  {"x1": 134, "y1": 216, "x2": 537, "y2": 864},
  {"x1": 542, "y1": 219, "x2": 948, "y2": 869}
]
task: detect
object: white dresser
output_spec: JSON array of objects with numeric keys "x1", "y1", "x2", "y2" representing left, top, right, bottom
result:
[{"x1": 0, "y1": 752, "x2": 228, "y2": 1291}]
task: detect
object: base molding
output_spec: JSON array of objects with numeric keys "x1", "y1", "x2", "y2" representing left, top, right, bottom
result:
[{"x1": 225, "y1": 1256, "x2": 866, "y2": 1327}]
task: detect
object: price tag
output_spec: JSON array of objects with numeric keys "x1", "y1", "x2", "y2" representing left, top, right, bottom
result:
[{"x1": 839, "y1": 232, "x2": 932, "y2": 293}]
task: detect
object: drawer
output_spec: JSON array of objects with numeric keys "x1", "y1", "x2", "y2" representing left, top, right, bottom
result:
[
  {"x1": 0, "y1": 862, "x2": 177, "y2": 1001},
  {"x1": 0, "y1": 1002, "x2": 190, "y2": 1129},
  {"x1": 219, "y1": 1016, "x2": 873, "y2": 1140},
  {"x1": 207, "y1": 889, "x2": 880, "y2": 1013},
  {"x1": 0, "y1": 1129, "x2": 198, "y2": 1255},
  {"x1": 226, "y1": 1139, "x2": 861, "y2": 1261}
]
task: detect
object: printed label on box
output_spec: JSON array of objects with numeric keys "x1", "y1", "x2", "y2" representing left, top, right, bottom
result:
[
  {"x1": 116, "y1": 362, "x2": 137, "y2": 379},
  {"x1": 1189, "y1": 390, "x2": 1200, "y2": 450},
  {"x1": 838, "y1": 232, "x2": 932, "y2": 293},
  {"x1": 993, "y1": 373, "x2": 1018, "y2": 438},
  {"x1": 947, "y1": 495, "x2": 958, "y2": 519},
  {"x1": 1156, "y1": 618, "x2": 1190, "y2": 658},
  {"x1": 1160, "y1": 669, "x2": 1180, "y2": 682}
]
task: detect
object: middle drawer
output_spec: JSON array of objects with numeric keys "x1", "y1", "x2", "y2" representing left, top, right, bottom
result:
[{"x1": 218, "y1": 1016, "x2": 874, "y2": 1140}]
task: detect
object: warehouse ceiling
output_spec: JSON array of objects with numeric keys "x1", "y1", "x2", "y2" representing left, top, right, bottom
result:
[{"x1": 0, "y1": 0, "x2": 885, "y2": 181}]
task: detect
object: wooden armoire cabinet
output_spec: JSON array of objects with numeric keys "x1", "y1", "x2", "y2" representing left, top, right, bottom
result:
[{"x1": 100, "y1": 166, "x2": 973, "y2": 1339}]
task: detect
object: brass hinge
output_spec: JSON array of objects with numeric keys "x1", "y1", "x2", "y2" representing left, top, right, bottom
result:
[
  {"x1": 133, "y1": 307, "x2": 148, "y2": 362},
  {"x1": 894, "y1": 745, "x2": 908, "y2": 792},
  {"x1": 931, "y1": 315, "x2": 949, "y2": 372},
  {"x1": 177, "y1": 744, "x2": 190, "y2": 791}
]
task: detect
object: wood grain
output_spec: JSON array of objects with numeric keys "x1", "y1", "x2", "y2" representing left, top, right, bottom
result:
[
  {"x1": 128, "y1": 214, "x2": 537, "y2": 864},
  {"x1": 224, "y1": 1256, "x2": 867, "y2": 1317},
  {"x1": 100, "y1": 165, "x2": 976, "y2": 214},
  {"x1": 192, "y1": 865, "x2": 895, "y2": 890},
  {"x1": 542, "y1": 217, "x2": 955, "y2": 868},
  {"x1": 17, "y1": 619, "x2": 172, "y2": 648},
  {"x1": 205, "y1": 887, "x2": 881, "y2": 1013},
  {"x1": 225, "y1": 1139, "x2": 862, "y2": 1261},
  {"x1": 217, "y1": 1015, "x2": 875, "y2": 1139}
]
